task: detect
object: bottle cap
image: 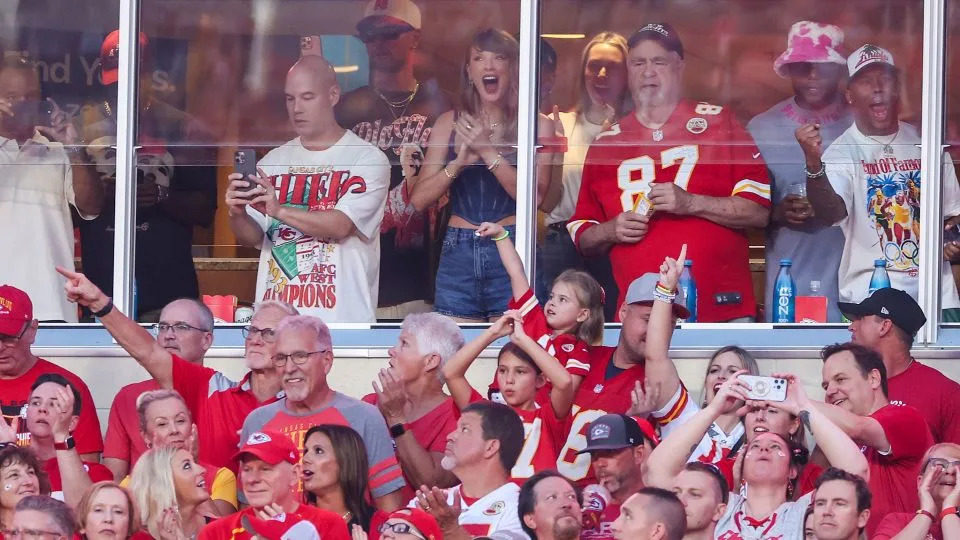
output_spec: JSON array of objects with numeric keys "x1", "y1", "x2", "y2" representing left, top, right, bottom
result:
[
  {"x1": 684, "y1": 260, "x2": 693, "y2": 267},
  {"x1": 779, "y1": 258, "x2": 792, "y2": 266},
  {"x1": 874, "y1": 259, "x2": 886, "y2": 267}
]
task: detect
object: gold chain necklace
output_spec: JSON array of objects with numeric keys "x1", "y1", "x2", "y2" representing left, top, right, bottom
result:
[{"x1": 376, "y1": 83, "x2": 419, "y2": 121}]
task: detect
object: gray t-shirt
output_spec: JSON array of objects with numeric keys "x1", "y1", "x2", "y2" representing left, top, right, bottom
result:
[
  {"x1": 240, "y1": 391, "x2": 405, "y2": 498},
  {"x1": 714, "y1": 491, "x2": 812, "y2": 540},
  {"x1": 747, "y1": 98, "x2": 852, "y2": 322}
]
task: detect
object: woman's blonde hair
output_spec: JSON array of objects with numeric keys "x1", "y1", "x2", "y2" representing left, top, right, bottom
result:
[
  {"x1": 76, "y1": 481, "x2": 140, "y2": 538},
  {"x1": 136, "y1": 389, "x2": 191, "y2": 435},
  {"x1": 130, "y1": 446, "x2": 180, "y2": 539},
  {"x1": 576, "y1": 31, "x2": 631, "y2": 118}
]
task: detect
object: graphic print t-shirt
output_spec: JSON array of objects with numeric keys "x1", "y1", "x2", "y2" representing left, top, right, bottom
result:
[
  {"x1": 249, "y1": 133, "x2": 390, "y2": 322},
  {"x1": 823, "y1": 122, "x2": 960, "y2": 307}
]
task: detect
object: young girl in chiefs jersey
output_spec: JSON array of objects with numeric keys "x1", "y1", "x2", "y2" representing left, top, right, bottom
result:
[
  {"x1": 476, "y1": 221, "x2": 604, "y2": 402},
  {"x1": 442, "y1": 312, "x2": 574, "y2": 483}
]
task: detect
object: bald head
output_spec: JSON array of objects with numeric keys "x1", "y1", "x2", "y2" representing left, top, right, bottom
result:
[
  {"x1": 157, "y1": 298, "x2": 213, "y2": 364},
  {"x1": 285, "y1": 56, "x2": 342, "y2": 141},
  {"x1": 288, "y1": 56, "x2": 339, "y2": 90}
]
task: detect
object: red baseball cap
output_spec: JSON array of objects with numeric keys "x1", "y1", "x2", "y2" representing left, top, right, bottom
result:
[
  {"x1": 384, "y1": 508, "x2": 443, "y2": 540},
  {"x1": 99, "y1": 30, "x2": 150, "y2": 85},
  {"x1": 241, "y1": 513, "x2": 321, "y2": 540},
  {"x1": 0, "y1": 285, "x2": 32, "y2": 337},
  {"x1": 233, "y1": 431, "x2": 299, "y2": 465}
]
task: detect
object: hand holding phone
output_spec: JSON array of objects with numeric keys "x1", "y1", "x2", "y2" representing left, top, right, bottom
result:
[
  {"x1": 234, "y1": 149, "x2": 257, "y2": 192},
  {"x1": 738, "y1": 375, "x2": 788, "y2": 402}
]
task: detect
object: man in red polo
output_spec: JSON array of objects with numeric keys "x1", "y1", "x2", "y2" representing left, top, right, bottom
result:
[
  {"x1": 0, "y1": 284, "x2": 102, "y2": 461},
  {"x1": 57, "y1": 267, "x2": 294, "y2": 472}
]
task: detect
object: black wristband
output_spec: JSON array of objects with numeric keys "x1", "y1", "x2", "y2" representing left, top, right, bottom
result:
[
  {"x1": 389, "y1": 423, "x2": 408, "y2": 439},
  {"x1": 92, "y1": 298, "x2": 115, "y2": 318}
]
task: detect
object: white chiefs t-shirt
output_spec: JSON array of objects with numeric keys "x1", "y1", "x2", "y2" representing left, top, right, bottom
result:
[
  {"x1": 248, "y1": 133, "x2": 389, "y2": 322},
  {"x1": 715, "y1": 491, "x2": 811, "y2": 540},
  {"x1": 823, "y1": 122, "x2": 960, "y2": 308},
  {"x1": 654, "y1": 385, "x2": 746, "y2": 464},
  {"x1": 408, "y1": 483, "x2": 525, "y2": 538}
]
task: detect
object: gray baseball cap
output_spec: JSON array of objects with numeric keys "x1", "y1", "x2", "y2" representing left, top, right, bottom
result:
[{"x1": 623, "y1": 272, "x2": 690, "y2": 319}]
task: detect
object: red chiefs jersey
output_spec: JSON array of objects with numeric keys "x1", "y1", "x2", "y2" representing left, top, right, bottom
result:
[
  {"x1": 568, "y1": 101, "x2": 771, "y2": 321},
  {"x1": 555, "y1": 346, "x2": 645, "y2": 485}
]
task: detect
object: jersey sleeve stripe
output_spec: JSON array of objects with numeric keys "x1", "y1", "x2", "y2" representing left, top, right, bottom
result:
[
  {"x1": 518, "y1": 295, "x2": 539, "y2": 317},
  {"x1": 369, "y1": 466, "x2": 404, "y2": 489},
  {"x1": 651, "y1": 385, "x2": 690, "y2": 425},
  {"x1": 369, "y1": 457, "x2": 399, "y2": 477},
  {"x1": 564, "y1": 359, "x2": 591, "y2": 372},
  {"x1": 567, "y1": 219, "x2": 599, "y2": 247},
  {"x1": 731, "y1": 179, "x2": 771, "y2": 200}
]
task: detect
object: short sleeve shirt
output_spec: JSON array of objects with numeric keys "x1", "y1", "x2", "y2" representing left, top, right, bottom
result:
[
  {"x1": 887, "y1": 361, "x2": 960, "y2": 444},
  {"x1": 407, "y1": 483, "x2": 525, "y2": 538},
  {"x1": 715, "y1": 491, "x2": 812, "y2": 540},
  {"x1": 103, "y1": 379, "x2": 160, "y2": 466}
]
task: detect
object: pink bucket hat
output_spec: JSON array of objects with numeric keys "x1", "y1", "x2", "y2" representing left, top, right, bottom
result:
[{"x1": 774, "y1": 21, "x2": 847, "y2": 78}]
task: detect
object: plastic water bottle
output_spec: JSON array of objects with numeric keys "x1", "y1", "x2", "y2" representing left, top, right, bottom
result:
[
  {"x1": 132, "y1": 279, "x2": 139, "y2": 321},
  {"x1": 868, "y1": 259, "x2": 891, "y2": 295},
  {"x1": 678, "y1": 260, "x2": 697, "y2": 322},
  {"x1": 774, "y1": 259, "x2": 796, "y2": 323}
]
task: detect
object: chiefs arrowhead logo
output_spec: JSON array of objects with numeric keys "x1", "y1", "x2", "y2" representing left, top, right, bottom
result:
[
  {"x1": 248, "y1": 432, "x2": 272, "y2": 445},
  {"x1": 484, "y1": 501, "x2": 505, "y2": 516},
  {"x1": 562, "y1": 343, "x2": 575, "y2": 353}
]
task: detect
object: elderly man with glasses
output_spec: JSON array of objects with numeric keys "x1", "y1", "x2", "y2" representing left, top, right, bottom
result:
[
  {"x1": 58, "y1": 267, "x2": 296, "y2": 473},
  {"x1": 0, "y1": 285, "x2": 103, "y2": 462},
  {"x1": 240, "y1": 315, "x2": 406, "y2": 512}
]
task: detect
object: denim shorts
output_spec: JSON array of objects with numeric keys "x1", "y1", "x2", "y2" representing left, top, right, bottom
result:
[{"x1": 434, "y1": 226, "x2": 514, "y2": 320}]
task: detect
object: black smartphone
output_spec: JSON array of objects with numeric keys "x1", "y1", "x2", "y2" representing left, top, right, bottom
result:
[{"x1": 234, "y1": 149, "x2": 257, "y2": 191}]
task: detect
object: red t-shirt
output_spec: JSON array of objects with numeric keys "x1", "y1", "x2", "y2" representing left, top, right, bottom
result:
[
  {"x1": 888, "y1": 361, "x2": 960, "y2": 444},
  {"x1": 198, "y1": 504, "x2": 349, "y2": 540},
  {"x1": 569, "y1": 101, "x2": 771, "y2": 321},
  {"x1": 581, "y1": 487, "x2": 620, "y2": 540},
  {"x1": 170, "y1": 355, "x2": 283, "y2": 472},
  {"x1": 103, "y1": 379, "x2": 159, "y2": 467},
  {"x1": 362, "y1": 393, "x2": 459, "y2": 500},
  {"x1": 43, "y1": 457, "x2": 113, "y2": 500},
  {"x1": 555, "y1": 346, "x2": 644, "y2": 485},
  {"x1": 874, "y1": 512, "x2": 942, "y2": 540},
  {"x1": 863, "y1": 403, "x2": 934, "y2": 536},
  {"x1": 488, "y1": 288, "x2": 593, "y2": 399},
  {"x1": 0, "y1": 359, "x2": 103, "y2": 455}
]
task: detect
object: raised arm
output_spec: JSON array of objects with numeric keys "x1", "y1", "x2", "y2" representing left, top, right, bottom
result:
[
  {"x1": 476, "y1": 222, "x2": 529, "y2": 300},
  {"x1": 50, "y1": 385, "x2": 92, "y2": 508},
  {"x1": 796, "y1": 123, "x2": 847, "y2": 224},
  {"x1": 643, "y1": 246, "x2": 686, "y2": 410},
  {"x1": 807, "y1": 400, "x2": 890, "y2": 455},
  {"x1": 440, "y1": 316, "x2": 513, "y2": 409},
  {"x1": 57, "y1": 267, "x2": 173, "y2": 387},
  {"x1": 508, "y1": 315, "x2": 574, "y2": 419}
]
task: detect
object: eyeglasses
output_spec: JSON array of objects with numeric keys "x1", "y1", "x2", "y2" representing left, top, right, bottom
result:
[
  {"x1": 153, "y1": 322, "x2": 211, "y2": 335},
  {"x1": 379, "y1": 522, "x2": 425, "y2": 540},
  {"x1": 242, "y1": 325, "x2": 276, "y2": 343},
  {"x1": 5, "y1": 529, "x2": 67, "y2": 539},
  {"x1": 0, "y1": 323, "x2": 28, "y2": 346},
  {"x1": 272, "y1": 350, "x2": 328, "y2": 368},
  {"x1": 926, "y1": 457, "x2": 960, "y2": 470},
  {"x1": 357, "y1": 25, "x2": 413, "y2": 43}
]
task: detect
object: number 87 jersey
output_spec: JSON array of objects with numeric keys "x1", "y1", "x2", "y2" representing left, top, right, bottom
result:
[{"x1": 567, "y1": 101, "x2": 771, "y2": 323}]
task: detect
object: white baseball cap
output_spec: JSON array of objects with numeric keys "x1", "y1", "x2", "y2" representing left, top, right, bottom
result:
[
  {"x1": 847, "y1": 44, "x2": 895, "y2": 79},
  {"x1": 360, "y1": 0, "x2": 421, "y2": 30}
]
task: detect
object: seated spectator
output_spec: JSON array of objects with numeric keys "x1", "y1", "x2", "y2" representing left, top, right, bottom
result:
[
  {"x1": 443, "y1": 313, "x2": 574, "y2": 484},
  {"x1": 0, "y1": 56, "x2": 102, "y2": 323},
  {"x1": 811, "y1": 468, "x2": 872, "y2": 540},
  {"x1": 127, "y1": 390, "x2": 236, "y2": 516},
  {"x1": 9, "y1": 495, "x2": 75, "y2": 539},
  {"x1": 812, "y1": 342, "x2": 934, "y2": 534},
  {"x1": 198, "y1": 430, "x2": 349, "y2": 540},
  {"x1": 0, "y1": 285, "x2": 103, "y2": 460},
  {"x1": 103, "y1": 298, "x2": 214, "y2": 480},
  {"x1": 240, "y1": 315, "x2": 405, "y2": 510},
  {"x1": 59, "y1": 268, "x2": 294, "y2": 471},
  {"x1": 224, "y1": 56, "x2": 390, "y2": 322},
  {"x1": 302, "y1": 424, "x2": 386, "y2": 533},
  {"x1": 130, "y1": 446, "x2": 213, "y2": 539},
  {"x1": 747, "y1": 21, "x2": 851, "y2": 323},
  {"x1": 76, "y1": 481, "x2": 140, "y2": 540},
  {"x1": 874, "y1": 443, "x2": 960, "y2": 540},
  {"x1": 413, "y1": 401, "x2": 526, "y2": 537},
  {"x1": 363, "y1": 312, "x2": 463, "y2": 498},
  {"x1": 20, "y1": 374, "x2": 112, "y2": 506},
  {"x1": 542, "y1": 31, "x2": 631, "y2": 321},
  {"x1": 477, "y1": 220, "x2": 603, "y2": 401},
  {"x1": 578, "y1": 414, "x2": 659, "y2": 537},
  {"x1": 801, "y1": 44, "x2": 960, "y2": 318},
  {"x1": 670, "y1": 462, "x2": 728, "y2": 540},
  {"x1": 371, "y1": 508, "x2": 442, "y2": 540},
  {"x1": 644, "y1": 374, "x2": 869, "y2": 540},
  {"x1": 519, "y1": 470, "x2": 582, "y2": 540},
  {"x1": 841, "y1": 288, "x2": 960, "y2": 443},
  {"x1": 610, "y1": 487, "x2": 685, "y2": 540},
  {"x1": 0, "y1": 445, "x2": 50, "y2": 531},
  {"x1": 568, "y1": 23, "x2": 770, "y2": 323},
  {"x1": 410, "y1": 28, "x2": 558, "y2": 322}
]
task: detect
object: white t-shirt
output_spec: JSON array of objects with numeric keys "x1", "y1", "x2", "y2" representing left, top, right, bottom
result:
[
  {"x1": 823, "y1": 122, "x2": 960, "y2": 308},
  {"x1": 0, "y1": 134, "x2": 96, "y2": 322},
  {"x1": 545, "y1": 111, "x2": 607, "y2": 225},
  {"x1": 654, "y1": 385, "x2": 745, "y2": 464},
  {"x1": 408, "y1": 482, "x2": 525, "y2": 538},
  {"x1": 248, "y1": 133, "x2": 389, "y2": 322},
  {"x1": 715, "y1": 491, "x2": 812, "y2": 540}
]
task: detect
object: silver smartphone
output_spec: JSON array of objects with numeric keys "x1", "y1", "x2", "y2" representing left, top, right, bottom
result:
[{"x1": 739, "y1": 375, "x2": 788, "y2": 402}]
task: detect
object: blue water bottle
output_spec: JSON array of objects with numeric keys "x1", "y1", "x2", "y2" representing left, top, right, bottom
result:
[
  {"x1": 774, "y1": 259, "x2": 796, "y2": 323},
  {"x1": 678, "y1": 260, "x2": 697, "y2": 322},
  {"x1": 132, "y1": 279, "x2": 139, "y2": 321},
  {"x1": 868, "y1": 259, "x2": 891, "y2": 295}
]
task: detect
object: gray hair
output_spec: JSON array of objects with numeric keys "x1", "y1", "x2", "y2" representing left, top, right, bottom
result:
[
  {"x1": 254, "y1": 300, "x2": 299, "y2": 317},
  {"x1": 14, "y1": 495, "x2": 75, "y2": 537},
  {"x1": 275, "y1": 315, "x2": 332, "y2": 350},
  {"x1": 162, "y1": 298, "x2": 214, "y2": 331},
  {"x1": 401, "y1": 313, "x2": 465, "y2": 382},
  {"x1": 136, "y1": 389, "x2": 191, "y2": 434}
]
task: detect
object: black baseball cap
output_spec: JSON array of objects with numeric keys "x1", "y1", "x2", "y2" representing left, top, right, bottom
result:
[
  {"x1": 627, "y1": 23, "x2": 684, "y2": 59},
  {"x1": 838, "y1": 287, "x2": 927, "y2": 336},
  {"x1": 578, "y1": 414, "x2": 659, "y2": 454}
]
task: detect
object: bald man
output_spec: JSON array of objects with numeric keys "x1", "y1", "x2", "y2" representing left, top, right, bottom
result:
[
  {"x1": 102, "y1": 297, "x2": 214, "y2": 479},
  {"x1": 226, "y1": 56, "x2": 390, "y2": 322}
]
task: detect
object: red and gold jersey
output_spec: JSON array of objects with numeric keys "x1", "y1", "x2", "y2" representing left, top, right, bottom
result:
[
  {"x1": 568, "y1": 101, "x2": 770, "y2": 321},
  {"x1": 555, "y1": 346, "x2": 645, "y2": 485}
]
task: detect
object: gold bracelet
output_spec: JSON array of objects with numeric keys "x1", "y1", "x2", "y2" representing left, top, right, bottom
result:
[
  {"x1": 443, "y1": 165, "x2": 456, "y2": 179},
  {"x1": 487, "y1": 154, "x2": 503, "y2": 172}
]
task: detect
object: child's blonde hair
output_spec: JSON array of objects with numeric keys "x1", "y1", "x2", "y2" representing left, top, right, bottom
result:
[{"x1": 553, "y1": 269, "x2": 605, "y2": 345}]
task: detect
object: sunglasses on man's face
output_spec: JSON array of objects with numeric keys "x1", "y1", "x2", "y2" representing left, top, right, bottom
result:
[{"x1": 357, "y1": 25, "x2": 413, "y2": 43}]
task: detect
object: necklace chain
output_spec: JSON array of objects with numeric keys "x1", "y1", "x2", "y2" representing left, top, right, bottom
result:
[{"x1": 376, "y1": 83, "x2": 419, "y2": 121}]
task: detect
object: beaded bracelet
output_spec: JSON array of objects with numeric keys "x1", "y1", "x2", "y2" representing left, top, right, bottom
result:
[
  {"x1": 493, "y1": 230, "x2": 510, "y2": 242},
  {"x1": 655, "y1": 282, "x2": 676, "y2": 295},
  {"x1": 653, "y1": 290, "x2": 676, "y2": 304}
]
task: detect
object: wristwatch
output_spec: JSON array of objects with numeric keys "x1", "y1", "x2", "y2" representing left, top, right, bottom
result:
[
  {"x1": 389, "y1": 423, "x2": 409, "y2": 439},
  {"x1": 53, "y1": 436, "x2": 75, "y2": 451}
]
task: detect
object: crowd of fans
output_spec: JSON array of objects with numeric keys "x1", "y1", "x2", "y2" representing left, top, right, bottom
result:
[{"x1": 2, "y1": 0, "x2": 960, "y2": 539}]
